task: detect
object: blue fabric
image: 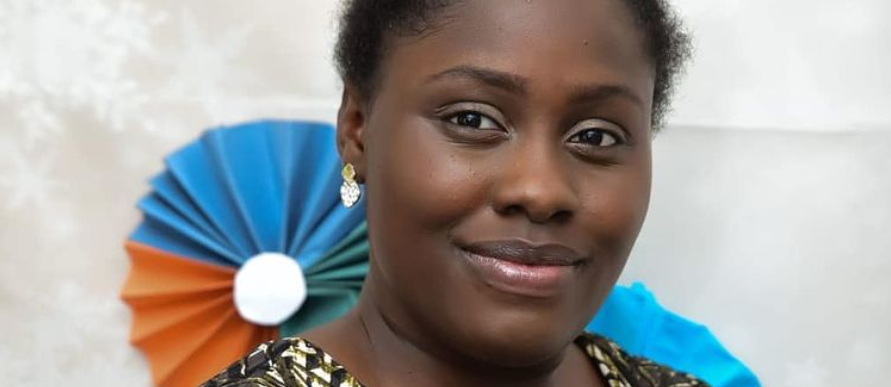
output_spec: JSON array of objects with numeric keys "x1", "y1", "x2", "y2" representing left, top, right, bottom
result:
[{"x1": 588, "y1": 283, "x2": 761, "y2": 387}]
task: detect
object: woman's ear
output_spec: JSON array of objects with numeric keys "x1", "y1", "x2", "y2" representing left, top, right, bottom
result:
[{"x1": 336, "y1": 84, "x2": 368, "y2": 183}]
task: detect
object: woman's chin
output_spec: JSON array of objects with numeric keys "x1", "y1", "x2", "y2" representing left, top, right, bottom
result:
[
  {"x1": 415, "y1": 269, "x2": 597, "y2": 368},
  {"x1": 438, "y1": 310, "x2": 582, "y2": 369}
]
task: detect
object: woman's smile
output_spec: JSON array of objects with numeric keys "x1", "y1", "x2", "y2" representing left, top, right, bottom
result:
[{"x1": 456, "y1": 239, "x2": 585, "y2": 298}]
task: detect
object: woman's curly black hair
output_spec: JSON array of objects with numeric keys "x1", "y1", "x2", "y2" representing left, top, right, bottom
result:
[{"x1": 335, "y1": 0, "x2": 692, "y2": 130}]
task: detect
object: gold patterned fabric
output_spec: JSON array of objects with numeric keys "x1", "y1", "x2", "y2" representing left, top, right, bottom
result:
[
  {"x1": 200, "y1": 333, "x2": 707, "y2": 387},
  {"x1": 576, "y1": 334, "x2": 706, "y2": 387}
]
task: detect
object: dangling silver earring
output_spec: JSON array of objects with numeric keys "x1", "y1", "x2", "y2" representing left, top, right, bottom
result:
[{"x1": 340, "y1": 163, "x2": 361, "y2": 208}]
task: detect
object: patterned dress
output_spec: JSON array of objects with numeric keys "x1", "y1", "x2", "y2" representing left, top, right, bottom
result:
[{"x1": 200, "y1": 333, "x2": 707, "y2": 387}]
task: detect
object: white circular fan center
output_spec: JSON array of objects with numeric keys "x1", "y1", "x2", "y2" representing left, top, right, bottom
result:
[{"x1": 234, "y1": 253, "x2": 307, "y2": 326}]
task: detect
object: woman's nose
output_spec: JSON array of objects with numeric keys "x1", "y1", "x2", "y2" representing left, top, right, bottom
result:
[{"x1": 491, "y1": 136, "x2": 578, "y2": 224}]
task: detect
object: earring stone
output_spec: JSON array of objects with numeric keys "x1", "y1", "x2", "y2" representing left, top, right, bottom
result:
[{"x1": 340, "y1": 164, "x2": 361, "y2": 208}]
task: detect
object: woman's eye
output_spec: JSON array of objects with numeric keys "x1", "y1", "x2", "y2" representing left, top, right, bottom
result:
[
  {"x1": 449, "y1": 111, "x2": 500, "y2": 130},
  {"x1": 570, "y1": 129, "x2": 620, "y2": 147}
]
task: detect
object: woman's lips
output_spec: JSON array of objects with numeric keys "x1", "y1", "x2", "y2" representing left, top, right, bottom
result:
[{"x1": 457, "y1": 240, "x2": 583, "y2": 298}]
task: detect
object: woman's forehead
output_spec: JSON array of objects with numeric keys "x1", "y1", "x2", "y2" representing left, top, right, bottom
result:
[
  {"x1": 380, "y1": 0, "x2": 654, "y2": 102},
  {"x1": 439, "y1": 0, "x2": 642, "y2": 46}
]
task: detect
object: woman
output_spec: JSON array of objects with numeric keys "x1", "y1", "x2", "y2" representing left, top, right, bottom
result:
[{"x1": 203, "y1": 0, "x2": 696, "y2": 386}]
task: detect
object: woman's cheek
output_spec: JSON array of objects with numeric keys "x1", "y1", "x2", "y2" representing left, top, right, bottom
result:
[
  {"x1": 582, "y1": 161, "x2": 652, "y2": 257},
  {"x1": 377, "y1": 117, "x2": 488, "y2": 233}
]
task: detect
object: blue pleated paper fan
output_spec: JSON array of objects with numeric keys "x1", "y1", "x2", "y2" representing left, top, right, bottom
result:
[
  {"x1": 128, "y1": 120, "x2": 368, "y2": 333},
  {"x1": 123, "y1": 120, "x2": 371, "y2": 387},
  {"x1": 132, "y1": 120, "x2": 365, "y2": 268}
]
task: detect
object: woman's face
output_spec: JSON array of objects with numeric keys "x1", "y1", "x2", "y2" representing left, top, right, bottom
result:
[{"x1": 339, "y1": 0, "x2": 655, "y2": 366}]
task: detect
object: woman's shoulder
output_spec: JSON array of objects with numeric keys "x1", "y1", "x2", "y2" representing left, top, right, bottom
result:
[
  {"x1": 199, "y1": 337, "x2": 363, "y2": 387},
  {"x1": 576, "y1": 332, "x2": 710, "y2": 387}
]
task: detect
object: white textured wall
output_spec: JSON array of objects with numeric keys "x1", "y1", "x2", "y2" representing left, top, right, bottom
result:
[
  {"x1": 0, "y1": 1, "x2": 888, "y2": 386},
  {"x1": 670, "y1": 0, "x2": 891, "y2": 130}
]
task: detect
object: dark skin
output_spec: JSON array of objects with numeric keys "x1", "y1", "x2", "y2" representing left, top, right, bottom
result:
[{"x1": 305, "y1": 0, "x2": 655, "y2": 386}]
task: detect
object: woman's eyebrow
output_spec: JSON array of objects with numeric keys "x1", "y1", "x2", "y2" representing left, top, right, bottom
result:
[
  {"x1": 426, "y1": 65, "x2": 645, "y2": 110},
  {"x1": 425, "y1": 65, "x2": 527, "y2": 95},
  {"x1": 568, "y1": 83, "x2": 645, "y2": 111}
]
